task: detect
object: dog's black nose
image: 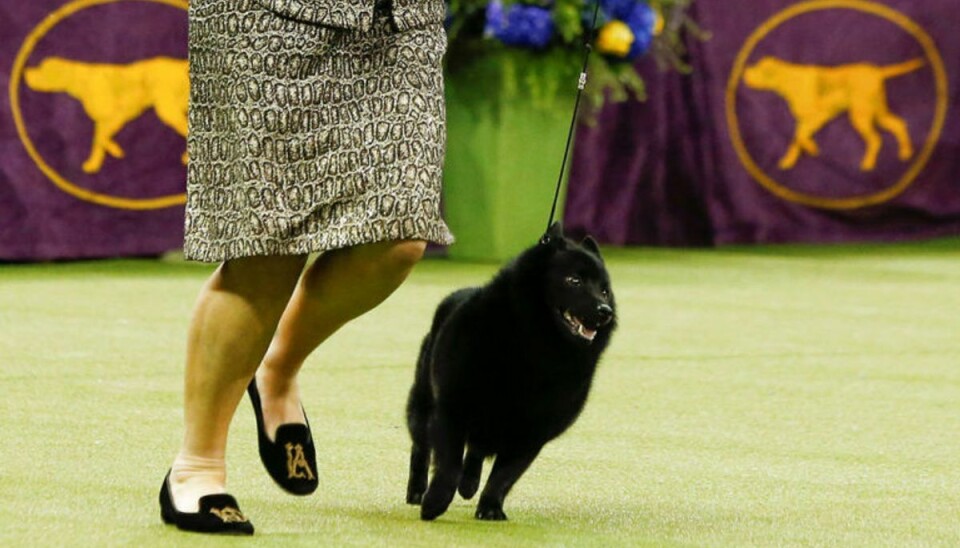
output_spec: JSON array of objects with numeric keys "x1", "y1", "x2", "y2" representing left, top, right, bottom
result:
[{"x1": 596, "y1": 304, "x2": 614, "y2": 325}]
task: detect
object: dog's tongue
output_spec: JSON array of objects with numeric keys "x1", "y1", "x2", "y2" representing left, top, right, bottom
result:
[{"x1": 578, "y1": 324, "x2": 597, "y2": 341}]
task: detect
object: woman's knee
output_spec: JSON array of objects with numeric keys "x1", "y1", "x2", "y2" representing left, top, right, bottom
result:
[
  {"x1": 216, "y1": 254, "x2": 308, "y2": 301},
  {"x1": 326, "y1": 239, "x2": 427, "y2": 279},
  {"x1": 383, "y1": 240, "x2": 427, "y2": 272}
]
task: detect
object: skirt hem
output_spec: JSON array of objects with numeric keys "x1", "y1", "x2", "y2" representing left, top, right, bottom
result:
[{"x1": 182, "y1": 219, "x2": 454, "y2": 263}]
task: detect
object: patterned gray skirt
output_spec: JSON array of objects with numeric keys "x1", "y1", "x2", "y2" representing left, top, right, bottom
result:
[{"x1": 184, "y1": 0, "x2": 453, "y2": 262}]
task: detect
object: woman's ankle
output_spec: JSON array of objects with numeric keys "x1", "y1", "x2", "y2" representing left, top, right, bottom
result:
[
  {"x1": 253, "y1": 369, "x2": 307, "y2": 439},
  {"x1": 169, "y1": 453, "x2": 227, "y2": 513},
  {"x1": 256, "y1": 366, "x2": 297, "y2": 397}
]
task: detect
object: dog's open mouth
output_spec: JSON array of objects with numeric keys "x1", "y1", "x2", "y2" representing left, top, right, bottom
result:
[{"x1": 562, "y1": 310, "x2": 597, "y2": 342}]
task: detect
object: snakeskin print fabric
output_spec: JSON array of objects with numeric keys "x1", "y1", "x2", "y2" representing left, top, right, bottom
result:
[
  {"x1": 184, "y1": 0, "x2": 453, "y2": 262},
  {"x1": 252, "y1": 0, "x2": 375, "y2": 31},
  {"x1": 251, "y1": 0, "x2": 445, "y2": 32},
  {"x1": 391, "y1": 0, "x2": 447, "y2": 32}
]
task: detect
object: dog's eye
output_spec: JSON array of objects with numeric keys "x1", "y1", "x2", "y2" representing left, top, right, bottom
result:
[
  {"x1": 565, "y1": 276, "x2": 582, "y2": 287},
  {"x1": 601, "y1": 289, "x2": 609, "y2": 299}
]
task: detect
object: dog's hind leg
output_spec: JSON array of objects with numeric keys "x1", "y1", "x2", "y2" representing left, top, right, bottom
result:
[
  {"x1": 850, "y1": 107, "x2": 883, "y2": 171},
  {"x1": 405, "y1": 419, "x2": 430, "y2": 504},
  {"x1": 475, "y1": 447, "x2": 541, "y2": 521},
  {"x1": 405, "y1": 339, "x2": 434, "y2": 504},
  {"x1": 458, "y1": 447, "x2": 484, "y2": 500},
  {"x1": 420, "y1": 414, "x2": 465, "y2": 521},
  {"x1": 405, "y1": 385, "x2": 432, "y2": 504},
  {"x1": 154, "y1": 102, "x2": 188, "y2": 165},
  {"x1": 875, "y1": 108, "x2": 913, "y2": 161}
]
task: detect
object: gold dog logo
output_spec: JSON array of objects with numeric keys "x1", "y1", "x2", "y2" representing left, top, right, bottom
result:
[
  {"x1": 25, "y1": 56, "x2": 188, "y2": 174},
  {"x1": 9, "y1": 0, "x2": 188, "y2": 210},
  {"x1": 743, "y1": 56, "x2": 924, "y2": 172},
  {"x1": 726, "y1": 0, "x2": 948, "y2": 210}
]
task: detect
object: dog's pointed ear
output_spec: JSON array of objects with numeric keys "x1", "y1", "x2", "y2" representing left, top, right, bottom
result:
[
  {"x1": 581, "y1": 236, "x2": 601, "y2": 257},
  {"x1": 547, "y1": 221, "x2": 563, "y2": 238},
  {"x1": 539, "y1": 221, "x2": 565, "y2": 246}
]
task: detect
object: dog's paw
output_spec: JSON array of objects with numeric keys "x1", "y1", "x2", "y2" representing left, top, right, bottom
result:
[
  {"x1": 419, "y1": 502, "x2": 446, "y2": 521},
  {"x1": 82, "y1": 159, "x2": 101, "y2": 174},
  {"x1": 458, "y1": 476, "x2": 480, "y2": 500},
  {"x1": 406, "y1": 490, "x2": 423, "y2": 505},
  {"x1": 420, "y1": 486, "x2": 454, "y2": 521},
  {"x1": 475, "y1": 505, "x2": 508, "y2": 521},
  {"x1": 778, "y1": 156, "x2": 797, "y2": 170}
]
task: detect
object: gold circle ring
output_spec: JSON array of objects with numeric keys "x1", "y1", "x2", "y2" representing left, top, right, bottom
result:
[
  {"x1": 8, "y1": 0, "x2": 188, "y2": 210},
  {"x1": 725, "y1": 0, "x2": 948, "y2": 210}
]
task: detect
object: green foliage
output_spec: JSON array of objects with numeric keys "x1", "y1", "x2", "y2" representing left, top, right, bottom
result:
[
  {"x1": 552, "y1": 0, "x2": 585, "y2": 44},
  {"x1": 444, "y1": 0, "x2": 697, "y2": 113}
]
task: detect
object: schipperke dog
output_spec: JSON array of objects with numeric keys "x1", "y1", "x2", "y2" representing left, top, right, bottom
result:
[{"x1": 405, "y1": 222, "x2": 616, "y2": 521}]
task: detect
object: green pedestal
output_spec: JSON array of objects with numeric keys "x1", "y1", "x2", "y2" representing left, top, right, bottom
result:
[{"x1": 442, "y1": 48, "x2": 579, "y2": 262}]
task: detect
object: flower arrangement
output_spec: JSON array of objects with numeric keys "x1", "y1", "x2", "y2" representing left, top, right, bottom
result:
[{"x1": 443, "y1": 0, "x2": 700, "y2": 112}]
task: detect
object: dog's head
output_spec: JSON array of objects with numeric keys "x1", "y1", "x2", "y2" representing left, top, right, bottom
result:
[
  {"x1": 24, "y1": 57, "x2": 73, "y2": 92},
  {"x1": 743, "y1": 56, "x2": 785, "y2": 91},
  {"x1": 537, "y1": 222, "x2": 616, "y2": 345}
]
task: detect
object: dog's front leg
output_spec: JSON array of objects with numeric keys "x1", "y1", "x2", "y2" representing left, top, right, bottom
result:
[
  {"x1": 406, "y1": 442, "x2": 430, "y2": 505},
  {"x1": 458, "y1": 447, "x2": 485, "y2": 500},
  {"x1": 420, "y1": 415, "x2": 464, "y2": 521},
  {"x1": 475, "y1": 447, "x2": 541, "y2": 521},
  {"x1": 778, "y1": 139, "x2": 803, "y2": 170},
  {"x1": 82, "y1": 127, "x2": 108, "y2": 174},
  {"x1": 82, "y1": 121, "x2": 124, "y2": 173}
]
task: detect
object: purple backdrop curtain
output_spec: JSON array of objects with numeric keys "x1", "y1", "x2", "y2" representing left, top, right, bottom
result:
[
  {"x1": 0, "y1": 0, "x2": 187, "y2": 261},
  {"x1": 566, "y1": 0, "x2": 960, "y2": 246}
]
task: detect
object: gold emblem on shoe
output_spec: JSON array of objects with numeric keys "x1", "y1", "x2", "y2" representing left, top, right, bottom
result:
[
  {"x1": 285, "y1": 442, "x2": 315, "y2": 480},
  {"x1": 209, "y1": 507, "x2": 248, "y2": 523}
]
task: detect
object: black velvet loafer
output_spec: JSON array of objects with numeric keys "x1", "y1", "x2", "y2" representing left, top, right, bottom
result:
[
  {"x1": 247, "y1": 379, "x2": 319, "y2": 495},
  {"x1": 159, "y1": 471, "x2": 254, "y2": 535}
]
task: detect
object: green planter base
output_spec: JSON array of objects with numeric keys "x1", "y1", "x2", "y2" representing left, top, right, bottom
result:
[{"x1": 442, "y1": 48, "x2": 580, "y2": 262}]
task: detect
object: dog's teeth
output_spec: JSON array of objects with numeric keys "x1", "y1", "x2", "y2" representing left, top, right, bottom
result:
[{"x1": 574, "y1": 323, "x2": 597, "y2": 341}]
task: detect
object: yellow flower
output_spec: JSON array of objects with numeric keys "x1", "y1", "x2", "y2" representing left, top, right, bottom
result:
[
  {"x1": 596, "y1": 20, "x2": 635, "y2": 58},
  {"x1": 652, "y1": 0, "x2": 665, "y2": 35}
]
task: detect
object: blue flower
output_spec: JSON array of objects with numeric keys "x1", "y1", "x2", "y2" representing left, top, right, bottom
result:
[
  {"x1": 599, "y1": 0, "x2": 635, "y2": 21},
  {"x1": 484, "y1": 0, "x2": 556, "y2": 49},
  {"x1": 623, "y1": 2, "x2": 655, "y2": 58},
  {"x1": 485, "y1": 0, "x2": 505, "y2": 32}
]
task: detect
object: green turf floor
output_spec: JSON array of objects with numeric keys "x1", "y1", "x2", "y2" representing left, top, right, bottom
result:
[{"x1": 1, "y1": 240, "x2": 958, "y2": 546}]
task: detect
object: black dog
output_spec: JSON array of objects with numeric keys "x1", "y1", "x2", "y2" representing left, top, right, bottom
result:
[{"x1": 405, "y1": 222, "x2": 616, "y2": 521}]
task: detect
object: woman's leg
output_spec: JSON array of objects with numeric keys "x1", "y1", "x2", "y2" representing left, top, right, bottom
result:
[
  {"x1": 169, "y1": 254, "x2": 308, "y2": 512},
  {"x1": 253, "y1": 240, "x2": 427, "y2": 438}
]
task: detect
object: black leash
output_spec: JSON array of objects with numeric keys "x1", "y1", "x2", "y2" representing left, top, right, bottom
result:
[{"x1": 544, "y1": 0, "x2": 604, "y2": 235}]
